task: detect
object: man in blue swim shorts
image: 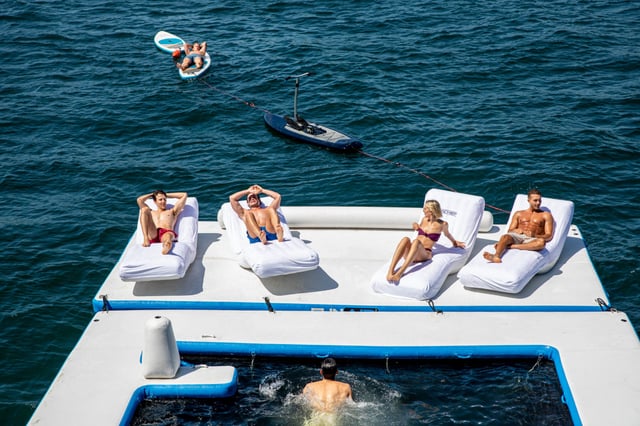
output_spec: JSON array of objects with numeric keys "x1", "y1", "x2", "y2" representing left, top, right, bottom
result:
[
  {"x1": 176, "y1": 41, "x2": 207, "y2": 71},
  {"x1": 229, "y1": 184, "x2": 285, "y2": 244}
]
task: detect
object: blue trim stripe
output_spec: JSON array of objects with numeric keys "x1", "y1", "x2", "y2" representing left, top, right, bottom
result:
[{"x1": 92, "y1": 297, "x2": 604, "y2": 314}]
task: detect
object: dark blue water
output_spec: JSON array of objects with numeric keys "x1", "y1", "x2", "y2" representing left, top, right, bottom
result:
[{"x1": 1, "y1": 1, "x2": 639, "y2": 424}]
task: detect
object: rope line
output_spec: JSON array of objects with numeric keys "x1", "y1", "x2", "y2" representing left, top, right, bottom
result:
[
  {"x1": 199, "y1": 79, "x2": 271, "y2": 114},
  {"x1": 196, "y1": 76, "x2": 510, "y2": 214},
  {"x1": 357, "y1": 149, "x2": 510, "y2": 214}
]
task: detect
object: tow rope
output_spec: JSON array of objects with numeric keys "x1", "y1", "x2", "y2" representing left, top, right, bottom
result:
[{"x1": 195, "y1": 76, "x2": 510, "y2": 214}]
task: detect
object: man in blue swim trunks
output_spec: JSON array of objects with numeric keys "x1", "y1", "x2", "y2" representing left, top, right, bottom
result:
[
  {"x1": 229, "y1": 184, "x2": 284, "y2": 244},
  {"x1": 176, "y1": 41, "x2": 207, "y2": 71}
]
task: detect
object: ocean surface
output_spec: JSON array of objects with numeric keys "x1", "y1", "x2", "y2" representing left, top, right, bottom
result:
[{"x1": 1, "y1": 0, "x2": 639, "y2": 424}]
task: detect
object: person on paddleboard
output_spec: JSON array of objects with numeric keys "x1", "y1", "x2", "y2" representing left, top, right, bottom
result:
[{"x1": 176, "y1": 41, "x2": 207, "y2": 70}]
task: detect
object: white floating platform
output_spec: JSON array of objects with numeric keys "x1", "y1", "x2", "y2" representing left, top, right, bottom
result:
[
  {"x1": 29, "y1": 309, "x2": 640, "y2": 425},
  {"x1": 30, "y1": 204, "x2": 640, "y2": 425},
  {"x1": 94, "y1": 208, "x2": 609, "y2": 312}
]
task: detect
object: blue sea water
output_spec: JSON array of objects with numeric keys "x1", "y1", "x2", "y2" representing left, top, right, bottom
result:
[{"x1": 1, "y1": 0, "x2": 639, "y2": 424}]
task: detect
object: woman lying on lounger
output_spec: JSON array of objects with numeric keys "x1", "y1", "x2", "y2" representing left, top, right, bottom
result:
[{"x1": 386, "y1": 199, "x2": 465, "y2": 283}]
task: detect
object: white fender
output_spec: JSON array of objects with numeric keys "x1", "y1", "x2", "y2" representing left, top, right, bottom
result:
[
  {"x1": 142, "y1": 316, "x2": 180, "y2": 379},
  {"x1": 479, "y1": 211, "x2": 494, "y2": 233}
]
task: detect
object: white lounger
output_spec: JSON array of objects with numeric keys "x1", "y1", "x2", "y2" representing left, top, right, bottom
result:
[
  {"x1": 371, "y1": 189, "x2": 485, "y2": 300},
  {"x1": 458, "y1": 194, "x2": 574, "y2": 294},
  {"x1": 219, "y1": 199, "x2": 319, "y2": 278},
  {"x1": 118, "y1": 197, "x2": 199, "y2": 282}
]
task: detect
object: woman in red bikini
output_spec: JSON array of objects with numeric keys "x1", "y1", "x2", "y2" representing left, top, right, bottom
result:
[{"x1": 386, "y1": 199, "x2": 465, "y2": 283}]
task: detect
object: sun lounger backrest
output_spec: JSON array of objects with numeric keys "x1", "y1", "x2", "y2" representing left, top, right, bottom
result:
[{"x1": 424, "y1": 188, "x2": 485, "y2": 250}]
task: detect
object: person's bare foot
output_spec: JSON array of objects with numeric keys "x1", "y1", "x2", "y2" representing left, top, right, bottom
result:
[
  {"x1": 276, "y1": 225, "x2": 284, "y2": 242},
  {"x1": 142, "y1": 238, "x2": 150, "y2": 248},
  {"x1": 162, "y1": 239, "x2": 173, "y2": 255},
  {"x1": 259, "y1": 230, "x2": 267, "y2": 244},
  {"x1": 483, "y1": 252, "x2": 501, "y2": 263},
  {"x1": 388, "y1": 272, "x2": 403, "y2": 283}
]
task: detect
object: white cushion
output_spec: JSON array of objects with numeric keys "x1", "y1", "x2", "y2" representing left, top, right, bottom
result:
[
  {"x1": 371, "y1": 188, "x2": 485, "y2": 300},
  {"x1": 220, "y1": 199, "x2": 319, "y2": 278},
  {"x1": 119, "y1": 197, "x2": 199, "y2": 282},
  {"x1": 458, "y1": 194, "x2": 574, "y2": 293}
]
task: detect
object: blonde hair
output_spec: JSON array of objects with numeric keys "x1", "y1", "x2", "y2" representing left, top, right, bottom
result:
[{"x1": 423, "y1": 200, "x2": 442, "y2": 218}]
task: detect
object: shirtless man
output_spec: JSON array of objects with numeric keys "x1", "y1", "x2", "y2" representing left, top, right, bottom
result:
[
  {"x1": 137, "y1": 190, "x2": 188, "y2": 255},
  {"x1": 176, "y1": 41, "x2": 207, "y2": 71},
  {"x1": 229, "y1": 184, "x2": 284, "y2": 244},
  {"x1": 303, "y1": 358, "x2": 353, "y2": 413},
  {"x1": 483, "y1": 188, "x2": 554, "y2": 263}
]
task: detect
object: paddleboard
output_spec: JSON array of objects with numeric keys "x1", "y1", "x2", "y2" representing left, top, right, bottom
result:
[
  {"x1": 154, "y1": 30, "x2": 185, "y2": 54},
  {"x1": 154, "y1": 31, "x2": 211, "y2": 79},
  {"x1": 177, "y1": 52, "x2": 211, "y2": 80}
]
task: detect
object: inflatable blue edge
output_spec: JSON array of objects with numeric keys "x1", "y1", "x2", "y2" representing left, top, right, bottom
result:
[
  {"x1": 118, "y1": 343, "x2": 579, "y2": 426},
  {"x1": 119, "y1": 368, "x2": 239, "y2": 426},
  {"x1": 93, "y1": 298, "x2": 604, "y2": 313}
]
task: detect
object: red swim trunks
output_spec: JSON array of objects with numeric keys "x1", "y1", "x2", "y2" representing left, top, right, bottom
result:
[{"x1": 150, "y1": 228, "x2": 177, "y2": 244}]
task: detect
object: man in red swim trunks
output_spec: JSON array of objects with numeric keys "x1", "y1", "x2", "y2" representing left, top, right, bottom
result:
[
  {"x1": 483, "y1": 188, "x2": 554, "y2": 263},
  {"x1": 137, "y1": 190, "x2": 188, "y2": 255}
]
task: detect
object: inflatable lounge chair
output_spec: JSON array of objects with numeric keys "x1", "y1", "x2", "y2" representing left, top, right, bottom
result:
[
  {"x1": 219, "y1": 199, "x2": 319, "y2": 278},
  {"x1": 118, "y1": 197, "x2": 199, "y2": 282},
  {"x1": 458, "y1": 194, "x2": 574, "y2": 294},
  {"x1": 370, "y1": 188, "x2": 485, "y2": 300}
]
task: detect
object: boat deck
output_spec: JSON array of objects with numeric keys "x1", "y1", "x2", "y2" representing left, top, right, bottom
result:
[{"x1": 94, "y1": 213, "x2": 609, "y2": 313}]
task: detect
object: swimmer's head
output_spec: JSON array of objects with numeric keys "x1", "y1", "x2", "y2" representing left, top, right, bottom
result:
[
  {"x1": 321, "y1": 358, "x2": 338, "y2": 379},
  {"x1": 172, "y1": 49, "x2": 181, "y2": 59}
]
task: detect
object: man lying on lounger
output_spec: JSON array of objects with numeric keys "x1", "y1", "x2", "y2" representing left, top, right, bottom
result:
[
  {"x1": 137, "y1": 190, "x2": 188, "y2": 254},
  {"x1": 229, "y1": 184, "x2": 284, "y2": 244},
  {"x1": 484, "y1": 188, "x2": 554, "y2": 263}
]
